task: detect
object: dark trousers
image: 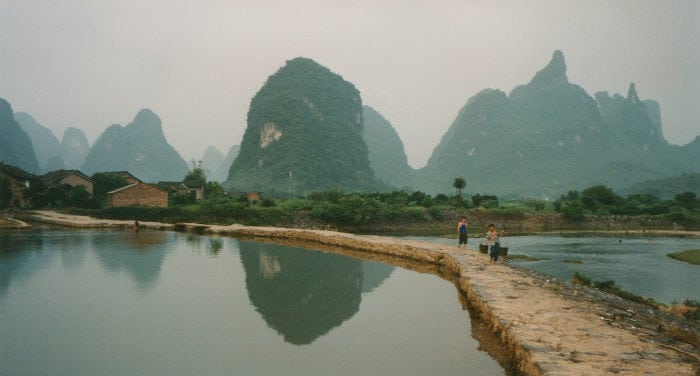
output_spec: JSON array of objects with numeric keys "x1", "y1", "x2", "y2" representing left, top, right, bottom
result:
[
  {"x1": 459, "y1": 233, "x2": 468, "y2": 245},
  {"x1": 489, "y1": 243, "x2": 500, "y2": 261}
]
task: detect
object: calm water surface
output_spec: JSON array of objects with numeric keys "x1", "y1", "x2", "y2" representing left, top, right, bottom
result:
[
  {"x1": 408, "y1": 234, "x2": 700, "y2": 304},
  {"x1": 0, "y1": 228, "x2": 506, "y2": 376}
]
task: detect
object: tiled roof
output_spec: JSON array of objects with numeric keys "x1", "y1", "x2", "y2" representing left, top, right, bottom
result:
[{"x1": 0, "y1": 163, "x2": 37, "y2": 180}]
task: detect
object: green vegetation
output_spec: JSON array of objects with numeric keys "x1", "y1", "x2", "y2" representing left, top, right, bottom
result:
[
  {"x1": 673, "y1": 299, "x2": 700, "y2": 321},
  {"x1": 227, "y1": 57, "x2": 382, "y2": 194},
  {"x1": 11, "y1": 169, "x2": 699, "y2": 233},
  {"x1": 505, "y1": 254, "x2": 542, "y2": 262},
  {"x1": 561, "y1": 259, "x2": 583, "y2": 264},
  {"x1": 572, "y1": 271, "x2": 661, "y2": 309},
  {"x1": 554, "y1": 186, "x2": 699, "y2": 226},
  {"x1": 667, "y1": 249, "x2": 700, "y2": 265},
  {"x1": 453, "y1": 177, "x2": 466, "y2": 197},
  {"x1": 619, "y1": 173, "x2": 700, "y2": 200}
]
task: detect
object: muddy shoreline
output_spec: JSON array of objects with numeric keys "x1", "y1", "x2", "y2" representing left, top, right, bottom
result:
[{"x1": 7, "y1": 211, "x2": 700, "y2": 375}]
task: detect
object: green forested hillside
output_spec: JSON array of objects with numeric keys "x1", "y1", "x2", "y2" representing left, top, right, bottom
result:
[
  {"x1": 619, "y1": 173, "x2": 700, "y2": 200},
  {"x1": 226, "y1": 57, "x2": 383, "y2": 194},
  {"x1": 362, "y1": 106, "x2": 414, "y2": 189},
  {"x1": 14, "y1": 112, "x2": 63, "y2": 172},
  {"x1": 81, "y1": 109, "x2": 189, "y2": 182},
  {"x1": 0, "y1": 98, "x2": 40, "y2": 173},
  {"x1": 417, "y1": 51, "x2": 699, "y2": 198}
]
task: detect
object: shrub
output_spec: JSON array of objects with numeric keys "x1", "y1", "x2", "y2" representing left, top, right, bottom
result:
[
  {"x1": 561, "y1": 200, "x2": 585, "y2": 222},
  {"x1": 428, "y1": 206, "x2": 444, "y2": 220}
]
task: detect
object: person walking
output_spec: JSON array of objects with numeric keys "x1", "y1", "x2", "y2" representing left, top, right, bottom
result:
[
  {"x1": 457, "y1": 217, "x2": 468, "y2": 249},
  {"x1": 484, "y1": 223, "x2": 500, "y2": 263}
]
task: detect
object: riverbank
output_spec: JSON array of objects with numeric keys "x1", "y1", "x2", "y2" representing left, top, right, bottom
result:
[{"x1": 11, "y1": 210, "x2": 700, "y2": 375}]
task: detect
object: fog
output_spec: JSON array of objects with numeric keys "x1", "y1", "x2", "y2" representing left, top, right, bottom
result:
[{"x1": 1, "y1": 0, "x2": 698, "y2": 168}]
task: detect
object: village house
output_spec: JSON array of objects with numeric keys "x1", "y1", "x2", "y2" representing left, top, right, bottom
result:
[
  {"x1": 41, "y1": 170, "x2": 94, "y2": 195},
  {"x1": 0, "y1": 163, "x2": 37, "y2": 207},
  {"x1": 106, "y1": 183, "x2": 168, "y2": 208},
  {"x1": 158, "y1": 179, "x2": 204, "y2": 200},
  {"x1": 96, "y1": 171, "x2": 142, "y2": 185}
]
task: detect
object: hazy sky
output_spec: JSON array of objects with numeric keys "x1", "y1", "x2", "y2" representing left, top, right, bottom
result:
[{"x1": 1, "y1": 0, "x2": 698, "y2": 168}]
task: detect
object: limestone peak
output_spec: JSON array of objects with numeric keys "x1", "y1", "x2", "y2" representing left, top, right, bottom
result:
[{"x1": 530, "y1": 50, "x2": 568, "y2": 86}]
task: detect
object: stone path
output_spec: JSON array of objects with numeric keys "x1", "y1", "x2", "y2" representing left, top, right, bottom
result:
[{"x1": 16, "y1": 211, "x2": 700, "y2": 375}]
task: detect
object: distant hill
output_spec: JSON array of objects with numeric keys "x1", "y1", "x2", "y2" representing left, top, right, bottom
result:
[
  {"x1": 417, "y1": 50, "x2": 699, "y2": 198},
  {"x1": 618, "y1": 173, "x2": 700, "y2": 200},
  {"x1": 200, "y1": 145, "x2": 224, "y2": 180},
  {"x1": 81, "y1": 109, "x2": 189, "y2": 182},
  {"x1": 14, "y1": 112, "x2": 63, "y2": 173},
  {"x1": 0, "y1": 98, "x2": 40, "y2": 173},
  {"x1": 362, "y1": 106, "x2": 414, "y2": 189},
  {"x1": 226, "y1": 57, "x2": 383, "y2": 194},
  {"x1": 212, "y1": 144, "x2": 239, "y2": 183},
  {"x1": 60, "y1": 127, "x2": 90, "y2": 170}
]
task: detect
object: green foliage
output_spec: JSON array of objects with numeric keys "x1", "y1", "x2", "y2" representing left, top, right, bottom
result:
[
  {"x1": 619, "y1": 173, "x2": 700, "y2": 200},
  {"x1": 573, "y1": 271, "x2": 660, "y2": 308},
  {"x1": 185, "y1": 161, "x2": 207, "y2": 185},
  {"x1": 674, "y1": 192, "x2": 697, "y2": 211},
  {"x1": 307, "y1": 190, "x2": 345, "y2": 203},
  {"x1": 572, "y1": 271, "x2": 592, "y2": 286},
  {"x1": 91, "y1": 173, "x2": 129, "y2": 201},
  {"x1": 453, "y1": 177, "x2": 466, "y2": 196},
  {"x1": 560, "y1": 200, "x2": 585, "y2": 222},
  {"x1": 227, "y1": 58, "x2": 382, "y2": 194},
  {"x1": 434, "y1": 194, "x2": 449, "y2": 205},
  {"x1": 678, "y1": 299, "x2": 700, "y2": 321},
  {"x1": 581, "y1": 185, "x2": 622, "y2": 212},
  {"x1": 472, "y1": 193, "x2": 498, "y2": 208},
  {"x1": 86, "y1": 181, "x2": 698, "y2": 230},
  {"x1": 260, "y1": 198, "x2": 276, "y2": 207},
  {"x1": 204, "y1": 181, "x2": 224, "y2": 199},
  {"x1": 667, "y1": 249, "x2": 700, "y2": 265},
  {"x1": 65, "y1": 185, "x2": 100, "y2": 209},
  {"x1": 408, "y1": 191, "x2": 433, "y2": 207},
  {"x1": 428, "y1": 206, "x2": 444, "y2": 220}
]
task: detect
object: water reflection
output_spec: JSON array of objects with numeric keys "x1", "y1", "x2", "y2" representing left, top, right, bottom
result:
[
  {"x1": 0, "y1": 229, "x2": 61, "y2": 299},
  {"x1": 239, "y1": 241, "x2": 393, "y2": 345},
  {"x1": 91, "y1": 230, "x2": 169, "y2": 290},
  {"x1": 1, "y1": 229, "x2": 508, "y2": 375}
]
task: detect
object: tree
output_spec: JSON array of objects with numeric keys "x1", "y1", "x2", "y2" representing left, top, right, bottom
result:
[
  {"x1": 472, "y1": 193, "x2": 498, "y2": 208},
  {"x1": 581, "y1": 185, "x2": 621, "y2": 212},
  {"x1": 453, "y1": 177, "x2": 466, "y2": 197},
  {"x1": 561, "y1": 200, "x2": 585, "y2": 222},
  {"x1": 674, "y1": 192, "x2": 697, "y2": 211},
  {"x1": 185, "y1": 160, "x2": 207, "y2": 185},
  {"x1": 91, "y1": 173, "x2": 129, "y2": 201},
  {"x1": 205, "y1": 181, "x2": 225, "y2": 199}
]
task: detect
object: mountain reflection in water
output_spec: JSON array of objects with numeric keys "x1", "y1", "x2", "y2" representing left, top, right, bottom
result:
[{"x1": 239, "y1": 240, "x2": 393, "y2": 345}]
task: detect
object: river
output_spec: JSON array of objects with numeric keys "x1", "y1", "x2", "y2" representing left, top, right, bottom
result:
[
  {"x1": 405, "y1": 233, "x2": 700, "y2": 305},
  {"x1": 0, "y1": 228, "x2": 508, "y2": 376}
]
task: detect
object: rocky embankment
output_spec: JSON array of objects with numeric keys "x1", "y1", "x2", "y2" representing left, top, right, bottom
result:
[{"x1": 11, "y1": 211, "x2": 700, "y2": 375}]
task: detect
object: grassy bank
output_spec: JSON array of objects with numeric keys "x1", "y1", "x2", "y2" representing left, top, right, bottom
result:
[{"x1": 667, "y1": 249, "x2": 700, "y2": 265}]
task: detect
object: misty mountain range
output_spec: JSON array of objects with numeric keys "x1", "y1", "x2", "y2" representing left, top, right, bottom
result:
[{"x1": 1, "y1": 50, "x2": 697, "y2": 197}]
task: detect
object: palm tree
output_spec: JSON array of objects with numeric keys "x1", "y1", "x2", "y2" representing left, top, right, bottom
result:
[{"x1": 453, "y1": 177, "x2": 466, "y2": 197}]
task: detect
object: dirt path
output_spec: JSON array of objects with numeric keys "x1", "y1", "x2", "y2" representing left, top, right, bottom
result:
[{"x1": 16, "y1": 211, "x2": 700, "y2": 375}]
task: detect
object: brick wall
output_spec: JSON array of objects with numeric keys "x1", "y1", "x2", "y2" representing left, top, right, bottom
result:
[{"x1": 107, "y1": 183, "x2": 168, "y2": 208}]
